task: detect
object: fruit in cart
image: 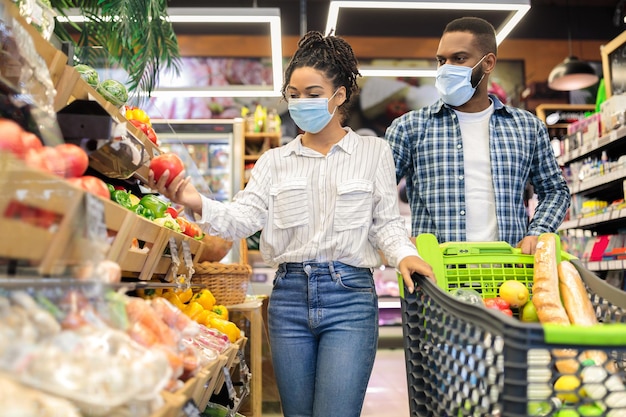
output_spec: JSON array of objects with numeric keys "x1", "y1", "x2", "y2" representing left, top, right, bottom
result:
[
  {"x1": 554, "y1": 375, "x2": 584, "y2": 404},
  {"x1": 520, "y1": 300, "x2": 540, "y2": 322},
  {"x1": 55, "y1": 143, "x2": 89, "y2": 178},
  {"x1": 576, "y1": 404, "x2": 603, "y2": 416},
  {"x1": 150, "y1": 153, "x2": 185, "y2": 186},
  {"x1": 484, "y1": 297, "x2": 514, "y2": 316},
  {"x1": 96, "y1": 79, "x2": 129, "y2": 107},
  {"x1": 449, "y1": 288, "x2": 483, "y2": 305},
  {"x1": 498, "y1": 279, "x2": 529, "y2": 307},
  {"x1": 74, "y1": 63, "x2": 100, "y2": 87}
]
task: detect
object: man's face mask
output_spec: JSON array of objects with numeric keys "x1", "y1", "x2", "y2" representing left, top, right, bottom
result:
[{"x1": 435, "y1": 55, "x2": 487, "y2": 107}]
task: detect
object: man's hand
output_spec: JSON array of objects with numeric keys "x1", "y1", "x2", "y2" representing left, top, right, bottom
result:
[
  {"x1": 397, "y1": 255, "x2": 435, "y2": 294},
  {"x1": 517, "y1": 235, "x2": 539, "y2": 255}
]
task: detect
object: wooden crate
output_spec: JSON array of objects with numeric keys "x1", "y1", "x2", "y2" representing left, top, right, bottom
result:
[
  {"x1": 197, "y1": 354, "x2": 229, "y2": 411},
  {"x1": 0, "y1": 153, "x2": 110, "y2": 276}
]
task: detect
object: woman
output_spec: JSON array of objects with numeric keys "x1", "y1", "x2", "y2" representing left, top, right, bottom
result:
[{"x1": 149, "y1": 31, "x2": 434, "y2": 417}]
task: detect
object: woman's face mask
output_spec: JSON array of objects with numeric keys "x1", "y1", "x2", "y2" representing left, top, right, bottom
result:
[
  {"x1": 288, "y1": 90, "x2": 339, "y2": 134},
  {"x1": 435, "y1": 55, "x2": 487, "y2": 107}
]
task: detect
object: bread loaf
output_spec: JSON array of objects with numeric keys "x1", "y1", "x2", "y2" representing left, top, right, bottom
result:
[
  {"x1": 557, "y1": 260, "x2": 596, "y2": 326},
  {"x1": 558, "y1": 260, "x2": 616, "y2": 372},
  {"x1": 532, "y1": 234, "x2": 577, "y2": 373},
  {"x1": 532, "y1": 234, "x2": 570, "y2": 326}
]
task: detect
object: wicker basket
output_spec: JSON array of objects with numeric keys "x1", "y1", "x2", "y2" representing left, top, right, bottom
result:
[{"x1": 193, "y1": 262, "x2": 252, "y2": 306}]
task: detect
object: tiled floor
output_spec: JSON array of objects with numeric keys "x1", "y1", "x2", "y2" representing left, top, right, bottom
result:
[{"x1": 262, "y1": 348, "x2": 409, "y2": 417}]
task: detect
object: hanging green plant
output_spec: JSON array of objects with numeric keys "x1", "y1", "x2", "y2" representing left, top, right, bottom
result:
[{"x1": 50, "y1": 0, "x2": 180, "y2": 99}]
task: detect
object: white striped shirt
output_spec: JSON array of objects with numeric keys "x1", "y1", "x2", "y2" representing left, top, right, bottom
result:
[{"x1": 197, "y1": 128, "x2": 418, "y2": 268}]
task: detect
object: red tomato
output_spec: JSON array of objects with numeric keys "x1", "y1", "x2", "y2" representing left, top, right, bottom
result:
[
  {"x1": 501, "y1": 308, "x2": 514, "y2": 317},
  {"x1": 55, "y1": 143, "x2": 89, "y2": 178},
  {"x1": 38, "y1": 146, "x2": 66, "y2": 177},
  {"x1": 0, "y1": 118, "x2": 27, "y2": 158},
  {"x1": 68, "y1": 175, "x2": 110, "y2": 199},
  {"x1": 150, "y1": 153, "x2": 184, "y2": 186},
  {"x1": 24, "y1": 147, "x2": 65, "y2": 176},
  {"x1": 483, "y1": 297, "x2": 510, "y2": 310}
]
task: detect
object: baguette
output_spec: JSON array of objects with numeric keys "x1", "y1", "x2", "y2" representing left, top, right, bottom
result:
[
  {"x1": 532, "y1": 234, "x2": 577, "y2": 374},
  {"x1": 558, "y1": 260, "x2": 616, "y2": 372},
  {"x1": 532, "y1": 234, "x2": 570, "y2": 326}
]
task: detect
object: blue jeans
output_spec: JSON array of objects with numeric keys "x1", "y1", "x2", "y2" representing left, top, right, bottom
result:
[{"x1": 268, "y1": 261, "x2": 379, "y2": 417}]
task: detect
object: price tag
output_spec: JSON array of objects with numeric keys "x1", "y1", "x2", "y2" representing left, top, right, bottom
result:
[
  {"x1": 84, "y1": 193, "x2": 107, "y2": 241},
  {"x1": 181, "y1": 399, "x2": 201, "y2": 417}
]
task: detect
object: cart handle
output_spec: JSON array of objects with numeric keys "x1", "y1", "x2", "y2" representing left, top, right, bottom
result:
[{"x1": 543, "y1": 323, "x2": 626, "y2": 346}]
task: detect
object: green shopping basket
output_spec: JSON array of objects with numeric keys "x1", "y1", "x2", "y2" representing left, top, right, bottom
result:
[{"x1": 399, "y1": 233, "x2": 626, "y2": 417}]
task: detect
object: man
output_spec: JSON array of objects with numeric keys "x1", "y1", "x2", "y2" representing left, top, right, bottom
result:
[{"x1": 385, "y1": 17, "x2": 570, "y2": 254}]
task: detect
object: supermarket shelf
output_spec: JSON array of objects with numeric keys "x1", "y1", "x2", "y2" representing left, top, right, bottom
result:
[
  {"x1": 558, "y1": 207, "x2": 626, "y2": 231},
  {"x1": 569, "y1": 166, "x2": 626, "y2": 194},
  {"x1": 557, "y1": 125, "x2": 626, "y2": 166}
]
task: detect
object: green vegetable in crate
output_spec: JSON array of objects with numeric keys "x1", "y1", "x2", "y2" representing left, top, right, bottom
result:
[
  {"x1": 139, "y1": 194, "x2": 169, "y2": 218},
  {"x1": 74, "y1": 64, "x2": 100, "y2": 87},
  {"x1": 96, "y1": 79, "x2": 129, "y2": 107},
  {"x1": 449, "y1": 288, "x2": 483, "y2": 305},
  {"x1": 153, "y1": 215, "x2": 182, "y2": 232},
  {"x1": 111, "y1": 189, "x2": 134, "y2": 209},
  {"x1": 131, "y1": 204, "x2": 155, "y2": 220}
]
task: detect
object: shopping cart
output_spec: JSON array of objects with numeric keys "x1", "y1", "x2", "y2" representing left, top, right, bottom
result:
[{"x1": 400, "y1": 233, "x2": 626, "y2": 417}]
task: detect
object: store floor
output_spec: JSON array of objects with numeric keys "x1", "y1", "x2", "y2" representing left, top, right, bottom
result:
[{"x1": 262, "y1": 348, "x2": 409, "y2": 417}]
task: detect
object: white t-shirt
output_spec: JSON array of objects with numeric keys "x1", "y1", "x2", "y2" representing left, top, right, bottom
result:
[{"x1": 454, "y1": 102, "x2": 498, "y2": 241}]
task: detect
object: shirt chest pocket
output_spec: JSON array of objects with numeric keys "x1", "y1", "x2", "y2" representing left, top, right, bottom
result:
[
  {"x1": 334, "y1": 179, "x2": 374, "y2": 231},
  {"x1": 270, "y1": 177, "x2": 309, "y2": 229}
]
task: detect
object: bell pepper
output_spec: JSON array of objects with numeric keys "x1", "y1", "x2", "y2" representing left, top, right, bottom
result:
[
  {"x1": 162, "y1": 291, "x2": 185, "y2": 310},
  {"x1": 192, "y1": 289, "x2": 216, "y2": 311},
  {"x1": 175, "y1": 287, "x2": 194, "y2": 304},
  {"x1": 184, "y1": 301, "x2": 205, "y2": 320},
  {"x1": 111, "y1": 189, "x2": 134, "y2": 209},
  {"x1": 125, "y1": 106, "x2": 151, "y2": 125},
  {"x1": 212, "y1": 304, "x2": 229, "y2": 321},
  {"x1": 208, "y1": 317, "x2": 241, "y2": 342},
  {"x1": 131, "y1": 204, "x2": 155, "y2": 220},
  {"x1": 107, "y1": 183, "x2": 115, "y2": 197},
  {"x1": 139, "y1": 194, "x2": 169, "y2": 218},
  {"x1": 153, "y1": 215, "x2": 182, "y2": 233}
]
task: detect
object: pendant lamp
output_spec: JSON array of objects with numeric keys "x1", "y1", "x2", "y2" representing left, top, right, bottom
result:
[{"x1": 547, "y1": 1, "x2": 598, "y2": 91}]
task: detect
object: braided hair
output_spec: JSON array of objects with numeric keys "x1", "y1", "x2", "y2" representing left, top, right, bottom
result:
[{"x1": 282, "y1": 31, "x2": 361, "y2": 119}]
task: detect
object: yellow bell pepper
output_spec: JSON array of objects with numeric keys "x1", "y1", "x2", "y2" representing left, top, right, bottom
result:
[
  {"x1": 212, "y1": 304, "x2": 229, "y2": 321},
  {"x1": 192, "y1": 289, "x2": 216, "y2": 310},
  {"x1": 175, "y1": 287, "x2": 193, "y2": 304},
  {"x1": 209, "y1": 317, "x2": 241, "y2": 342},
  {"x1": 184, "y1": 301, "x2": 205, "y2": 320},
  {"x1": 162, "y1": 291, "x2": 185, "y2": 310},
  {"x1": 125, "y1": 106, "x2": 151, "y2": 125}
]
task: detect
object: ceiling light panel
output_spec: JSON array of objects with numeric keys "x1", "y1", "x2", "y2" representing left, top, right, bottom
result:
[{"x1": 325, "y1": 0, "x2": 531, "y2": 46}]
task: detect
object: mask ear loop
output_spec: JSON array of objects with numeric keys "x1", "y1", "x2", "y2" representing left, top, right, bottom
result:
[{"x1": 470, "y1": 55, "x2": 488, "y2": 89}]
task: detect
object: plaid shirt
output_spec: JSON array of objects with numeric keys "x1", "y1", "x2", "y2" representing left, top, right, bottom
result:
[{"x1": 384, "y1": 95, "x2": 570, "y2": 246}]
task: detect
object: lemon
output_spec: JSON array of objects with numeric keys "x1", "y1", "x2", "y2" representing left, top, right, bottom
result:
[
  {"x1": 498, "y1": 280, "x2": 530, "y2": 308},
  {"x1": 554, "y1": 375, "x2": 583, "y2": 404}
]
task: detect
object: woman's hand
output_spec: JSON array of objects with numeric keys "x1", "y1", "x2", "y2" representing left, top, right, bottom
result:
[
  {"x1": 147, "y1": 169, "x2": 203, "y2": 215},
  {"x1": 397, "y1": 255, "x2": 435, "y2": 294}
]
